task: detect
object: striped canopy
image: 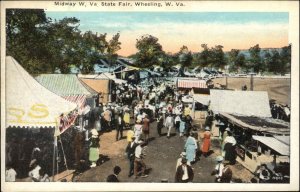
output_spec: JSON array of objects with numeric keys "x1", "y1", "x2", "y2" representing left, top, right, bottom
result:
[{"x1": 177, "y1": 79, "x2": 207, "y2": 88}]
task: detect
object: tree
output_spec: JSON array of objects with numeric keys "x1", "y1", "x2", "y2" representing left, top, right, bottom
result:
[
  {"x1": 263, "y1": 50, "x2": 272, "y2": 72},
  {"x1": 6, "y1": 9, "x2": 110, "y2": 74},
  {"x1": 210, "y1": 45, "x2": 226, "y2": 70},
  {"x1": 248, "y1": 44, "x2": 263, "y2": 73},
  {"x1": 76, "y1": 31, "x2": 108, "y2": 74},
  {"x1": 178, "y1": 46, "x2": 192, "y2": 67},
  {"x1": 280, "y1": 44, "x2": 291, "y2": 73},
  {"x1": 269, "y1": 50, "x2": 285, "y2": 75},
  {"x1": 228, "y1": 49, "x2": 245, "y2": 72},
  {"x1": 106, "y1": 32, "x2": 121, "y2": 72},
  {"x1": 6, "y1": 9, "x2": 50, "y2": 74},
  {"x1": 177, "y1": 45, "x2": 193, "y2": 76},
  {"x1": 46, "y1": 17, "x2": 83, "y2": 73},
  {"x1": 135, "y1": 35, "x2": 164, "y2": 68},
  {"x1": 199, "y1": 44, "x2": 211, "y2": 68}
]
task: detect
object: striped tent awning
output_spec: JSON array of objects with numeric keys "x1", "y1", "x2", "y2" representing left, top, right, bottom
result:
[
  {"x1": 63, "y1": 95, "x2": 87, "y2": 114},
  {"x1": 177, "y1": 79, "x2": 207, "y2": 88}
]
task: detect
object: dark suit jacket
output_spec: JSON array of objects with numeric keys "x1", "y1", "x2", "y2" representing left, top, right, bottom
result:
[
  {"x1": 175, "y1": 164, "x2": 194, "y2": 183},
  {"x1": 106, "y1": 174, "x2": 119, "y2": 182}
]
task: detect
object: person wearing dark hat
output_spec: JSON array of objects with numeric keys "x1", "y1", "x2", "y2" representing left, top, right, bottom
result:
[
  {"x1": 115, "y1": 111, "x2": 125, "y2": 141},
  {"x1": 125, "y1": 136, "x2": 138, "y2": 177},
  {"x1": 156, "y1": 115, "x2": 164, "y2": 136},
  {"x1": 175, "y1": 157, "x2": 194, "y2": 183},
  {"x1": 106, "y1": 166, "x2": 121, "y2": 182},
  {"x1": 179, "y1": 116, "x2": 186, "y2": 137},
  {"x1": 185, "y1": 114, "x2": 193, "y2": 136}
]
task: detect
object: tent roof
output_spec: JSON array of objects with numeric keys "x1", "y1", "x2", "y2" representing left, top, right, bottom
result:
[
  {"x1": 210, "y1": 90, "x2": 272, "y2": 117},
  {"x1": 35, "y1": 74, "x2": 98, "y2": 96},
  {"x1": 80, "y1": 78, "x2": 110, "y2": 94},
  {"x1": 5, "y1": 56, "x2": 77, "y2": 128},
  {"x1": 193, "y1": 94, "x2": 211, "y2": 105},
  {"x1": 252, "y1": 135, "x2": 289, "y2": 156},
  {"x1": 78, "y1": 73, "x2": 127, "y2": 84}
]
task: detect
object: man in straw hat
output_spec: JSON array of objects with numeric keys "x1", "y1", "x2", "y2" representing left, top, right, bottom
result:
[
  {"x1": 134, "y1": 140, "x2": 148, "y2": 179},
  {"x1": 212, "y1": 155, "x2": 225, "y2": 182},
  {"x1": 212, "y1": 156, "x2": 233, "y2": 183},
  {"x1": 134, "y1": 118, "x2": 143, "y2": 141},
  {"x1": 175, "y1": 157, "x2": 194, "y2": 183},
  {"x1": 176, "y1": 152, "x2": 188, "y2": 171}
]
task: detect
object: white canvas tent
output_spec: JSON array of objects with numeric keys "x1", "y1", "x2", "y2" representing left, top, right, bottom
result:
[
  {"x1": 5, "y1": 56, "x2": 77, "y2": 128},
  {"x1": 210, "y1": 89, "x2": 272, "y2": 117}
]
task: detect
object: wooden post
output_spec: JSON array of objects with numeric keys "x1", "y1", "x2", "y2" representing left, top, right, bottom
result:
[
  {"x1": 250, "y1": 74, "x2": 254, "y2": 91},
  {"x1": 225, "y1": 76, "x2": 228, "y2": 89}
]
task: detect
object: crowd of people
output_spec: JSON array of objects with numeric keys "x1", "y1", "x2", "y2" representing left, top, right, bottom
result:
[
  {"x1": 79, "y1": 77, "x2": 238, "y2": 183},
  {"x1": 6, "y1": 75, "x2": 288, "y2": 183},
  {"x1": 5, "y1": 75, "x2": 236, "y2": 183}
]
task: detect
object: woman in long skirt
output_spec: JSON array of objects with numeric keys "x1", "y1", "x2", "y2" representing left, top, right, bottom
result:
[
  {"x1": 89, "y1": 129, "x2": 100, "y2": 167},
  {"x1": 184, "y1": 133, "x2": 198, "y2": 164},
  {"x1": 123, "y1": 108, "x2": 131, "y2": 129},
  {"x1": 201, "y1": 127, "x2": 211, "y2": 157}
]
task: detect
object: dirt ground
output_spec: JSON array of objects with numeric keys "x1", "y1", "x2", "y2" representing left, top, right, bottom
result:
[
  {"x1": 212, "y1": 77, "x2": 291, "y2": 106},
  {"x1": 77, "y1": 118, "x2": 254, "y2": 183}
]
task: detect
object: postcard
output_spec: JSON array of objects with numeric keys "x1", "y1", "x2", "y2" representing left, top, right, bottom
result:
[{"x1": 1, "y1": 0, "x2": 299, "y2": 191}]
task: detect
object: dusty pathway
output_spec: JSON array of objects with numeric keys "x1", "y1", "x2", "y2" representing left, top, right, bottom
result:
[{"x1": 78, "y1": 119, "x2": 253, "y2": 183}]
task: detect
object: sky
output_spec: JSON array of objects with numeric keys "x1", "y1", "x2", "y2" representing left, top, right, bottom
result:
[{"x1": 45, "y1": 12, "x2": 289, "y2": 57}]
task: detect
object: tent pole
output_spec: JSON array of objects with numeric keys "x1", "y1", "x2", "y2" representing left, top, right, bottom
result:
[
  {"x1": 56, "y1": 139, "x2": 59, "y2": 178},
  {"x1": 52, "y1": 136, "x2": 56, "y2": 182},
  {"x1": 59, "y1": 136, "x2": 69, "y2": 170}
]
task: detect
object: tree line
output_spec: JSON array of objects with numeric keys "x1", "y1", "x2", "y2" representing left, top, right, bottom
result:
[
  {"x1": 6, "y1": 9, "x2": 291, "y2": 75},
  {"x1": 6, "y1": 9, "x2": 120, "y2": 74},
  {"x1": 132, "y1": 35, "x2": 291, "y2": 75}
]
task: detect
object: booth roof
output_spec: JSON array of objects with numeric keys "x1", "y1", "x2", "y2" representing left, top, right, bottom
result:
[
  {"x1": 35, "y1": 74, "x2": 98, "y2": 96},
  {"x1": 252, "y1": 135, "x2": 290, "y2": 156},
  {"x1": 220, "y1": 112, "x2": 290, "y2": 135}
]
